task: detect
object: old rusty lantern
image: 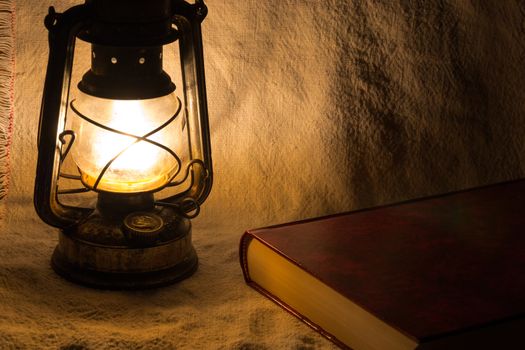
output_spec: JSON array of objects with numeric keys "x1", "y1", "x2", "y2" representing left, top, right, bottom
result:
[{"x1": 35, "y1": 0, "x2": 212, "y2": 288}]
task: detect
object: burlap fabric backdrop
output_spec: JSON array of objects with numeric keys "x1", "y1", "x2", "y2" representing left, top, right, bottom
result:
[{"x1": 1, "y1": 0, "x2": 525, "y2": 349}]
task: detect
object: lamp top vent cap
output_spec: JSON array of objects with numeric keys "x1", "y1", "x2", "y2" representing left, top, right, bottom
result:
[
  {"x1": 80, "y1": 0, "x2": 176, "y2": 46},
  {"x1": 86, "y1": 0, "x2": 171, "y2": 23}
]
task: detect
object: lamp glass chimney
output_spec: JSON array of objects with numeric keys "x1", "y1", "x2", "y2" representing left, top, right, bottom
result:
[{"x1": 70, "y1": 90, "x2": 185, "y2": 193}]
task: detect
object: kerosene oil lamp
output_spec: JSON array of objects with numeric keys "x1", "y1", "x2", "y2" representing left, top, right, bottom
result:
[{"x1": 34, "y1": 0, "x2": 212, "y2": 289}]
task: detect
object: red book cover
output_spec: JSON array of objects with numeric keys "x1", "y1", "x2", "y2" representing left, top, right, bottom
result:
[{"x1": 240, "y1": 179, "x2": 525, "y2": 349}]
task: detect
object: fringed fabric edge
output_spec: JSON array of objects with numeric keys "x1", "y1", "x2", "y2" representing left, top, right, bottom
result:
[{"x1": 0, "y1": 0, "x2": 15, "y2": 201}]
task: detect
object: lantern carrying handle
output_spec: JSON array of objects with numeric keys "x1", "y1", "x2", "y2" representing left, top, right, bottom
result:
[
  {"x1": 35, "y1": 4, "x2": 94, "y2": 228},
  {"x1": 159, "y1": 0, "x2": 213, "y2": 211}
]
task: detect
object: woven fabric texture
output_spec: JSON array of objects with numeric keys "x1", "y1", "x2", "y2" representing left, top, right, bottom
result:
[{"x1": 1, "y1": 0, "x2": 525, "y2": 349}]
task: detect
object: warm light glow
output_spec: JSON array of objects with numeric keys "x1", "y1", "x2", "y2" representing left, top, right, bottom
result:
[{"x1": 71, "y1": 91, "x2": 184, "y2": 193}]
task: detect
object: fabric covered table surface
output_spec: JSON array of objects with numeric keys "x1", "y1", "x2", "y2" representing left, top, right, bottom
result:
[{"x1": 2, "y1": 0, "x2": 525, "y2": 349}]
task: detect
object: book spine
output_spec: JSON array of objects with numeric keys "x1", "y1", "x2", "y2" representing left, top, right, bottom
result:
[{"x1": 239, "y1": 231, "x2": 253, "y2": 284}]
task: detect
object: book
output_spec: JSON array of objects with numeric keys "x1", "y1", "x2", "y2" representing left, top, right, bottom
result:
[{"x1": 239, "y1": 179, "x2": 525, "y2": 350}]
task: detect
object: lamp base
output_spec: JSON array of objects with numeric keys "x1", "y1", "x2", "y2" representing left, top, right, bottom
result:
[{"x1": 51, "y1": 205, "x2": 198, "y2": 289}]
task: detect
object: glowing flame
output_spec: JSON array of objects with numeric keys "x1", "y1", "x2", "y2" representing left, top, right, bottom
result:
[{"x1": 92, "y1": 100, "x2": 161, "y2": 172}]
